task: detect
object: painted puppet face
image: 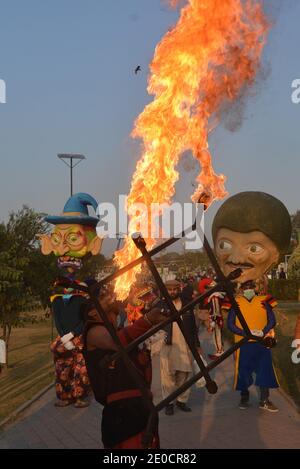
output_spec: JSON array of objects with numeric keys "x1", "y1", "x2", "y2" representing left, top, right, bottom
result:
[
  {"x1": 214, "y1": 228, "x2": 279, "y2": 283},
  {"x1": 40, "y1": 224, "x2": 102, "y2": 269}
]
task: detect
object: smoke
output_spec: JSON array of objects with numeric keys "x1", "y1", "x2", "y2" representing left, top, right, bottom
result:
[
  {"x1": 162, "y1": 0, "x2": 273, "y2": 134},
  {"x1": 114, "y1": 0, "x2": 271, "y2": 299},
  {"x1": 181, "y1": 152, "x2": 197, "y2": 172},
  {"x1": 219, "y1": 60, "x2": 272, "y2": 133},
  {"x1": 167, "y1": 0, "x2": 187, "y2": 8}
]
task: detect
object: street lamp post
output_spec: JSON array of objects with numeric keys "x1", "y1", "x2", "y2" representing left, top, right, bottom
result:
[{"x1": 57, "y1": 153, "x2": 86, "y2": 196}]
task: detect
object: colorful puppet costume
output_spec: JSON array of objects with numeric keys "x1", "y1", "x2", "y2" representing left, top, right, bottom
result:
[
  {"x1": 226, "y1": 294, "x2": 279, "y2": 410},
  {"x1": 40, "y1": 193, "x2": 103, "y2": 407},
  {"x1": 212, "y1": 191, "x2": 292, "y2": 412},
  {"x1": 50, "y1": 290, "x2": 91, "y2": 406},
  {"x1": 198, "y1": 278, "x2": 225, "y2": 359},
  {"x1": 207, "y1": 291, "x2": 225, "y2": 359},
  {"x1": 50, "y1": 334, "x2": 90, "y2": 403}
]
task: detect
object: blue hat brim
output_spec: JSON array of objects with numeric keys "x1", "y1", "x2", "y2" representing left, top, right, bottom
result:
[{"x1": 45, "y1": 215, "x2": 99, "y2": 227}]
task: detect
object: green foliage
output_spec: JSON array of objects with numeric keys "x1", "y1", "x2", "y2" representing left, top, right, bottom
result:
[
  {"x1": 268, "y1": 279, "x2": 300, "y2": 301},
  {"x1": 155, "y1": 249, "x2": 210, "y2": 271},
  {"x1": 0, "y1": 246, "x2": 35, "y2": 337},
  {"x1": 288, "y1": 244, "x2": 300, "y2": 280},
  {"x1": 291, "y1": 211, "x2": 300, "y2": 232},
  {"x1": 0, "y1": 207, "x2": 55, "y2": 355},
  {"x1": 182, "y1": 250, "x2": 210, "y2": 270},
  {"x1": 2, "y1": 206, "x2": 62, "y2": 309},
  {"x1": 6, "y1": 206, "x2": 48, "y2": 254},
  {"x1": 79, "y1": 252, "x2": 106, "y2": 280},
  {"x1": 271, "y1": 306, "x2": 300, "y2": 409},
  {"x1": 25, "y1": 250, "x2": 59, "y2": 309}
]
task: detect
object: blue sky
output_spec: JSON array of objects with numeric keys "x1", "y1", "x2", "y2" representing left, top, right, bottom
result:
[{"x1": 0, "y1": 0, "x2": 299, "y2": 255}]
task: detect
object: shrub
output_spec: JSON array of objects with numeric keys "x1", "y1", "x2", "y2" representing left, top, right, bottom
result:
[{"x1": 268, "y1": 279, "x2": 300, "y2": 300}]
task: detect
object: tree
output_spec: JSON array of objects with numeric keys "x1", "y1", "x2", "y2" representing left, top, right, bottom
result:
[
  {"x1": 0, "y1": 207, "x2": 53, "y2": 366},
  {"x1": 5, "y1": 206, "x2": 60, "y2": 309},
  {"x1": 291, "y1": 211, "x2": 300, "y2": 232},
  {"x1": 80, "y1": 253, "x2": 106, "y2": 280},
  {"x1": 288, "y1": 244, "x2": 300, "y2": 280},
  {"x1": 153, "y1": 249, "x2": 210, "y2": 273},
  {"x1": 182, "y1": 249, "x2": 210, "y2": 270},
  {"x1": 0, "y1": 249, "x2": 36, "y2": 366},
  {"x1": 25, "y1": 250, "x2": 59, "y2": 310}
]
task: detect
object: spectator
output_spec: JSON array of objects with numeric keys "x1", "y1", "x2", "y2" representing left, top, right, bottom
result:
[
  {"x1": 181, "y1": 277, "x2": 194, "y2": 303},
  {"x1": 279, "y1": 268, "x2": 286, "y2": 280},
  {"x1": 160, "y1": 280, "x2": 200, "y2": 416}
]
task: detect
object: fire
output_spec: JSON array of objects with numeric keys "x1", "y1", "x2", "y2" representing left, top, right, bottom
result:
[{"x1": 114, "y1": 0, "x2": 270, "y2": 300}]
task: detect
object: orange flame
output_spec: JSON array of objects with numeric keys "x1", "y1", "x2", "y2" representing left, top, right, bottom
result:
[{"x1": 114, "y1": 0, "x2": 270, "y2": 300}]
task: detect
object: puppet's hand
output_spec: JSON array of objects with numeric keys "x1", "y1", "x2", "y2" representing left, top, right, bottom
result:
[
  {"x1": 64, "y1": 341, "x2": 75, "y2": 351},
  {"x1": 210, "y1": 320, "x2": 216, "y2": 330},
  {"x1": 61, "y1": 332, "x2": 74, "y2": 344}
]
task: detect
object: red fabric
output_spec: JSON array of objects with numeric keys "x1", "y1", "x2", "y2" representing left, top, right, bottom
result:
[
  {"x1": 107, "y1": 389, "x2": 142, "y2": 404},
  {"x1": 198, "y1": 278, "x2": 213, "y2": 294},
  {"x1": 117, "y1": 317, "x2": 152, "y2": 347},
  {"x1": 198, "y1": 278, "x2": 213, "y2": 306},
  {"x1": 112, "y1": 431, "x2": 160, "y2": 449},
  {"x1": 262, "y1": 295, "x2": 277, "y2": 307},
  {"x1": 126, "y1": 304, "x2": 144, "y2": 324}
]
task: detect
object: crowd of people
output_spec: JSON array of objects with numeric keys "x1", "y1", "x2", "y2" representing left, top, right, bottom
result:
[
  {"x1": 44, "y1": 264, "x2": 296, "y2": 448},
  {"x1": 42, "y1": 190, "x2": 299, "y2": 450},
  {"x1": 78, "y1": 266, "x2": 284, "y2": 448}
]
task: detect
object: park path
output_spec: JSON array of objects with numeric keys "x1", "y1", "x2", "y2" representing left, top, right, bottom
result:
[{"x1": 0, "y1": 331, "x2": 299, "y2": 449}]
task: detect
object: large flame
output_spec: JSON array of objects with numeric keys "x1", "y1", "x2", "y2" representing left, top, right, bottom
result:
[{"x1": 114, "y1": 0, "x2": 270, "y2": 300}]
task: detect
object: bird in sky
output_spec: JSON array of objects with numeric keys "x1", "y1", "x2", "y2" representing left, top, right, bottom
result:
[{"x1": 134, "y1": 65, "x2": 141, "y2": 74}]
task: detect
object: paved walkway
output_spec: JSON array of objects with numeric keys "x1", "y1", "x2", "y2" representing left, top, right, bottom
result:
[{"x1": 0, "y1": 332, "x2": 300, "y2": 449}]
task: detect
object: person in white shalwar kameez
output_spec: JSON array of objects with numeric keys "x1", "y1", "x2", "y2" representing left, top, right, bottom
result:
[{"x1": 160, "y1": 280, "x2": 200, "y2": 415}]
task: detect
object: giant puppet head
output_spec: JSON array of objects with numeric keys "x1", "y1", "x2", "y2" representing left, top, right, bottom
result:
[
  {"x1": 212, "y1": 192, "x2": 292, "y2": 283},
  {"x1": 40, "y1": 193, "x2": 103, "y2": 270}
]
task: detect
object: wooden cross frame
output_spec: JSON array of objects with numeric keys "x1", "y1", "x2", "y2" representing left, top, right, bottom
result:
[{"x1": 58, "y1": 216, "x2": 268, "y2": 448}]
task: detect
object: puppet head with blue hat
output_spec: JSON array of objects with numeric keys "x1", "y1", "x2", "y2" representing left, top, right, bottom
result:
[{"x1": 39, "y1": 193, "x2": 103, "y2": 270}]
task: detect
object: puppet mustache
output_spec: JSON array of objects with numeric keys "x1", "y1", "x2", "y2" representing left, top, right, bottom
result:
[{"x1": 225, "y1": 261, "x2": 254, "y2": 269}]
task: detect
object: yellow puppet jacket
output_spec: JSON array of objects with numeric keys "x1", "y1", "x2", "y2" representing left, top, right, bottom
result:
[{"x1": 230, "y1": 295, "x2": 277, "y2": 343}]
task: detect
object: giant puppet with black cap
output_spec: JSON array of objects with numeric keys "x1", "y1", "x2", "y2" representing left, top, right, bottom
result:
[
  {"x1": 212, "y1": 191, "x2": 292, "y2": 412},
  {"x1": 39, "y1": 193, "x2": 103, "y2": 408}
]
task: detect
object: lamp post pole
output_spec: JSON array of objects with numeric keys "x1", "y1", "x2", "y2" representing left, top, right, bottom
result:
[
  {"x1": 57, "y1": 153, "x2": 86, "y2": 196},
  {"x1": 70, "y1": 157, "x2": 73, "y2": 196}
]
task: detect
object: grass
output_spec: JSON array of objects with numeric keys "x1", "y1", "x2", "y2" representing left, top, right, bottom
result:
[
  {"x1": 0, "y1": 314, "x2": 54, "y2": 423},
  {"x1": 272, "y1": 303, "x2": 300, "y2": 409}
]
